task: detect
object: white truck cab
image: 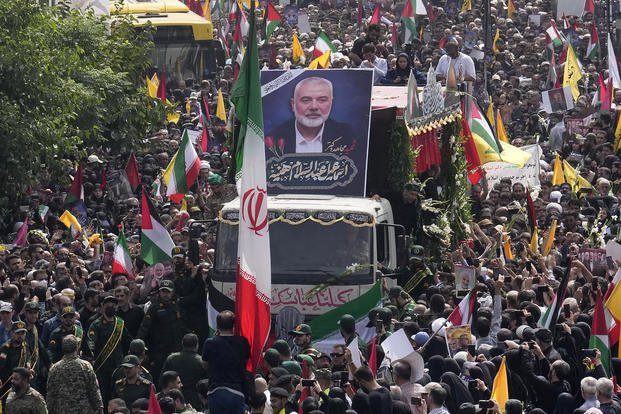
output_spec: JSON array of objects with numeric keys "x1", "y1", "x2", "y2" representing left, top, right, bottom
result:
[{"x1": 211, "y1": 194, "x2": 407, "y2": 317}]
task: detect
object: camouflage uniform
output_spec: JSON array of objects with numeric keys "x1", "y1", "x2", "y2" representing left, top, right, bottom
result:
[
  {"x1": 5, "y1": 386, "x2": 47, "y2": 414},
  {"x1": 46, "y1": 354, "x2": 103, "y2": 414}
]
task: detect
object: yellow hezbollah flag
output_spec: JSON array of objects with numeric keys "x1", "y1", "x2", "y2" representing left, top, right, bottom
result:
[
  {"x1": 167, "y1": 111, "x2": 181, "y2": 124},
  {"x1": 614, "y1": 116, "x2": 621, "y2": 152},
  {"x1": 492, "y1": 28, "x2": 501, "y2": 55},
  {"x1": 562, "y1": 160, "x2": 592, "y2": 193},
  {"x1": 460, "y1": 0, "x2": 472, "y2": 12},
  {"x1": 542, "y1": 219, "x2": 557, "y2": 256},
  {"x1": 507, "y1": 0, "x2": 515, "y2": 19},
  {"x1": 606, "y1": 282, "x2": 621, "y2": 322},
  {"x1": 216, "y1": 88, "x2": 227, "y2": 122},
  {"x1": 292, "y1": 32, "x2": 304, "y2": 64},
  {"x1": 491, "y1": 356, "x2": 509, "y2": 413},
  {"x1": 59, "y1": 210, "x2": 82, "y2": 238},
  {"x1": 502, "y1": 226, "x2": 514, "y2": 261},
  {"x1": 203, "y1": 0, "x2": 212, "y2": 22},
  {"x1": 563, "y1": 43, "x2": 583, "y2": 100},
  {"x1": 486, "y1": 101, "x2": 495, "y2": 132},
  {"x1": 496, "y1": 109, "x2": 509, "y2": 143},
  {"x1": 308, "y1": 50, "x2": 331, "y2": 69},
  {"x1": 552, "y1": 152, "x2": 565, "y2": 185},
  {"x1": 147, "y1": 76, "x2": 158, "y2": 98},
  {"x1": 530, "y1": 227, "x2": 539, "y2": 254}
]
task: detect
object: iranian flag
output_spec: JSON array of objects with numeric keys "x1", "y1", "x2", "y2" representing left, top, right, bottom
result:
[
  {"x1": 140, "y1": 188, "x2": 175, "y2": 265},
  {"x1": 313, "y1": 31, "x2": 337, "y2": 59},
  {"x1": 162, "y1": 129, "x2": 201, "y2": 203},
  {"x1": 401, "y1": 0, "x2": 417, "y2": 43},
  {"x1": 112, "y1": 231, "x2": 135, "y2": 279},
  {"x1": 309, "y1": 282, "x2": 382, "y2": 353},
  {"x1": 590, "y1": 291, "x2": 611, "y2": 375},
  {"x1": 586, "y1": 23, "x2": 599, "y2": 60},
  {"x1": 447, "y1": 287, "x2": 478, "y2": 326},
  {"x1": 546, "y1": 19, "x2": 564, "y2": 48},
  {"x1": 230, "y1": 6, "x2": 272, "y2": 373},
  {"x1": 265, "y1": 1, "x2": 282, "y2": 39}
]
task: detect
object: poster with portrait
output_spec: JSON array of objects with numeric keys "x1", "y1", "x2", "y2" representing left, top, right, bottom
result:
[
  {"x1": 454, "y1": 264, "x2": 476, "y2": 290},
  {"x1": 542, "y1": 86, "x2": 574, "y2": 114},
  {"x1": 283, "y1": 4, "x2": 299, "y2": 26},
  {"x1": 445, "y1": 325, "x2": 473, "y2": 357},
  {"x1": 260, "y1": 69, "x2": 373, "y2": 196}
]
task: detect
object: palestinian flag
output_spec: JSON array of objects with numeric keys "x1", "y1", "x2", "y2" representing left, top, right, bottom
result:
[
  {"x1": 65, "y1": 162, "x2": 88, "y2": 226},
  {"x1": 265, "y1": 1, "x2": 282, "y2": 39},
  {"x1": 586, "y1": 23, "x2": 599, "y2": 60},
  {"x1": 313, "y1": 31, "x2": 337, "y2": 59},
  {"x1": 460, "y1": 104, "x2": 484, "y2": 185},
  {"x1": 140, "y1": 188, "x2": 175, "y2": 265},
  {"x1": 207, "y1": 279, "x2": 235, "y2": 336},
  {"x1": 546, "y1": 19, "x2": 564, "y2": 48},
  {"x1": 590, "y1": 291, "x2": 611, "y2": 375},
  {"x1": 309, "y1": 282, "x2": 381, "y2": 353},
  {"x1": 592, "y1": 73, "x2": 608, "y2": 107},
  {"x1": 539, "y1": 265, "x2": 570, "y2": 329},
  {"x1": 447, "y1": 287, "x2": 477, "y2": 326},
  {"x1": 112, "y1": 231, "x2": 135, "y2": 279},
  {"x1": 369, "y1": 3, "x2": 380, "y2": 24},
  {"x1": 162, "y1": 129, "x2": 201, "y2": 203},
  {"x1": 469, "y1": 101, "x2": 531, "y2": 167},
  {"x1": 401, "y1": 0, "x2": 417, "y2": 43}
]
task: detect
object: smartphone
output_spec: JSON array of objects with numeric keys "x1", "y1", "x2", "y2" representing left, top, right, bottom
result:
[
  {"x1": 468, "y1": 344, "x2": 476, "y2": 357},
  {"x1": 301, "y1": 379, "x2": 315, "y2": 387},
  {"x1": 532, "y1": 276, "x2": 541, "y2": 284},
  {"x1": 479, "y1": 400, "x2": 494, "y2": 409},
  {"x1": 504, "y1": 276, "x2": 512, "y2": 283},
  {"x1": 340, "y1": 371, "x2": 349, "y2": 384},
  {"x1": 528, "y1": 341, "x2": 535, "y2": 350},
  {"x1": 563, "y1": 303, "x2": 571, "y2": 318},
  {"x1": 411, "y1": 397, "x2": 422, "y2": 406},
  {"x1": 468, "y1": 380, "x2": 478, "y2": 391},
  {"x1": 537, "y1": 285, "x2": 548, "y2": 292},
  {"x1": 581, "y1": 349, "x2": 597, "y2": 358}
]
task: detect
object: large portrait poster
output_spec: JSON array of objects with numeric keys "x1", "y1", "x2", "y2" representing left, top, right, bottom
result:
[{"x1": 260, "y1": 69, "x2": 373, "y2": 196}]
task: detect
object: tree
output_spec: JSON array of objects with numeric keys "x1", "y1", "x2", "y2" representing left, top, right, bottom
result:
[{"x1": 0, "y1": 0, "x2": 164, "y2": 211}]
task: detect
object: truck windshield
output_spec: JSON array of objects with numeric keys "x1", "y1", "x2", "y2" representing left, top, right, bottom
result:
[
  {"x1": 215, "y1": 220, "x2": 373, "y2": 285},
  {"x1": 151, "y1": 27, "x2": 211, "y2": 83}
]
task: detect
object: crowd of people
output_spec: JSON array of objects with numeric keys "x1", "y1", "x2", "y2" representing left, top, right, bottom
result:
[{"x1": 1, "y1": 0, "x2": 621, "y2": 412}]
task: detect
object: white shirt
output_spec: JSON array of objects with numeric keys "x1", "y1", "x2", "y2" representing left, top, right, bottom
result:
[
  {"x1": 295, "y1": 122, "x2": 325, "y2": 153},
  {"x1": 435, "y1": 52, "x2": 476, "y2": 81},
  {"x1": 360, "y1": 57, "x2": 388, "y2": 84}
]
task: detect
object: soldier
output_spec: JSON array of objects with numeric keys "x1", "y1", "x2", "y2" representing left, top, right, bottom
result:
[
  {"x1": 46, "y1": 335, "x2": 103, "y2": 414},
  {"x1": 112, "y1": 354, "x2": 151, "y2": 407},
  {"x1": 5, "y1": 367, "x2": 47, "y2": 414},
  {"x1": 86, "y1": 294, "x2": 131, "y2": 404},
  {"x1": 22, "y1": 301, "x2": 51, "y2": 390},
  {"x1": 111, "y1": 338, "x2": 153, "y2": 383},
  {"x1": 288, "y1": 324, "x2": 318, "y2": 357},
  {"x1": 170, "y1": 246, "x2": 208, "y2": 347},
  {"x1": 161, "y1": 333, "x2": 207, "y2": 409},
  {"x1": 137, "y1": 279, "x2": 186, "y2": 383},
  {"x1": 388, "y1": 286, "x2": 416, "y2": 321},
  {"x1": 47, "y1": 306, "x2": 83, "y2": 363},
  {"x1": 0, "y1": 321, "x2": 30, "y2": 400}
]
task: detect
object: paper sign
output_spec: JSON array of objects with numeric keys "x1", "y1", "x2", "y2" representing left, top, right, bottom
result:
[
  {"x1": 297, "y1": 12, "x2": 311, "y2": 34},
  {"x1": 606, "y1": 240, "x2": 621, "y2": 263},
  {"x1": 347, "y1": 340, "x2": 363, "y2": 368},
  {"x1": 529, "y1": 14, "x2": 541, "y2": 26},
  {"x1": 381, "y1": 329, "x2": 414, "y2": 361},
  {"x1": 186, "y1": 129, "x2": 202, "y2": 145},
  {"x1": 557, "y1": 0, "x2": 586, "y2": 18},
  {"x1": 483, "y1": 144, "x2": 541, "y2": 193}
]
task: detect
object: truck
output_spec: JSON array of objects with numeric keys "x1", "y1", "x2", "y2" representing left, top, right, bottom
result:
[
  {"x1": 111, "y1": 0, "x2": 224, "y2": 83},
  {"x1": 210, "y1": 194, "x2": 410, "y2": 321}
]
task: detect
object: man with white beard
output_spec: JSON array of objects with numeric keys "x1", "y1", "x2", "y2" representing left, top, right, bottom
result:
[{"x1": 266, "y1": 77, "x2": 357, "y2": 155}]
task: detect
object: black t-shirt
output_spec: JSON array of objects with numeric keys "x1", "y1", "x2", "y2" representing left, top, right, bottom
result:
[
  {"x1": 368, "y1": 386, "x2": 392, "y2": 414},
  {"x1": 202, "y1": 335, "x2": 250, "y2": 391}
]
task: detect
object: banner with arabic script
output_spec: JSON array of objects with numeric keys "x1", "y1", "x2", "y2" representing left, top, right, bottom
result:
[{"x1": 260, "y1": 69, "x2": 373, "y2": 196}]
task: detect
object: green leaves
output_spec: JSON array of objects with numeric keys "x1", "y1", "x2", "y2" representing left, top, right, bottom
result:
[{"x1": 0, "y1": 0, "x2": 161, "y2": 204}]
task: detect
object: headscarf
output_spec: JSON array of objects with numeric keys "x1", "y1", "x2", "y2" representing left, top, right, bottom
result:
[
  {"x1": 427, "y1": 355, "x2": 444, "y2": 382},
  {"x1": 391, "y1": 53, "x2": 413, "y2": 78},
  {"x1": 552, "y1": 392, "x2": 575, "y2": 414},
  {"x1": 440, "y1": 372, "x2": 474, "y2": 406}
]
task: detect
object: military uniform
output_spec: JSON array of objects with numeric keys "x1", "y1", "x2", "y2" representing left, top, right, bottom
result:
[
  {"x1": 137, "y1": 280, "x2": 186, "y2": 381},
  {"x1": 161, "y1": 349, "x2": 207, "y2": 409},
  {"x1": 86, "y1": 314, "x2": 131, "y2": 404},
  {"x1": 172, "y1": 269, "x2": 208, "y2": 347},
  {"x1": 0, "y1": 322, "x2": 31, "y2": 400},
  {"x1": 5, "y1": 386, "x2": 47, "y2": 414},
  {"x1": 112, "y1": 363, "x2": 153, "y2": 383},
  {"x1": 46, "y1": 354, "x2": 103, "y2": 414},
  {"x1": 47, "y1": 324, "x2": 83, "y2": 363},
  {"x1": 112, "y1": 375, "x2": 151, "y2": 407}
]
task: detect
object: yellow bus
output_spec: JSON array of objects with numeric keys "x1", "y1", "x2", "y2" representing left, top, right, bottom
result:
[{"x1": 112, "y1": 0, "x2": 224, "y2": 85}]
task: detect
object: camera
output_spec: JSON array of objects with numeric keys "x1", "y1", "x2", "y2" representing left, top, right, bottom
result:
[
  {"x1": 581, "y1": 349, "x2": 597, "y2": 358},
  {"x1": 411, "y1": 397, "x2": 422, "y2": 406},
  {"x1": 301, "y1": 379, "x2": 315, "y2": 387}
]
